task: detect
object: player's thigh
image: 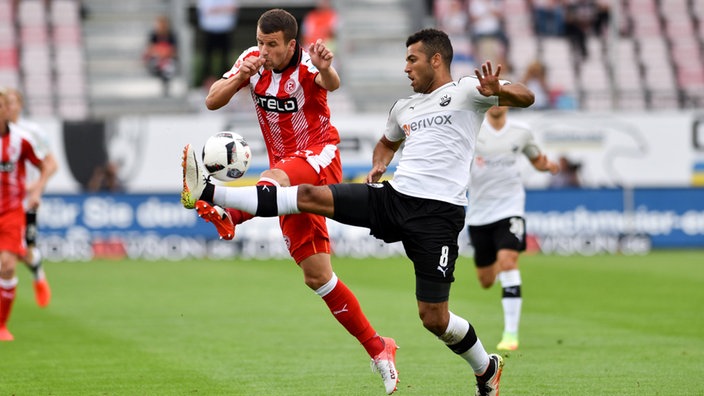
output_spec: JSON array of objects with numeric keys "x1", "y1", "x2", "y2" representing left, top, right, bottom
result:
[
  {"x1": 495, "y1": 217, "x2": 527, "y2": 252},
  {"x1": 403, "y1": 203, "x2": 465, "y2": 302},
  {"x1": 0, "y1": 208, "x2": 26, "y2": 259},
  {"x1": 280, "y1": 212, "x2": 331, "y2": 264},
  {"x1": 274, "y1": 148, "x2": 342, "y2": 186},
  {"x1": 328, "y1": 183, "x2": 374, "y2": 229},
  {"x1": 468, "y1": 224, "x2": 497, "y2": 267}
]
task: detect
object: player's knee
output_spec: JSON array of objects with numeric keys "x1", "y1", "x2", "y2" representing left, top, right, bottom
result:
[
  {"x1": 297, "y1": 185, "x2": 321, "y2": 207},
  {"x1": 260, "y1": 169, "x2": 290, "y2": 186},
  {"x1": 418, "y1": 310, "x2": 446, "y2": 336},
  {"x1": 499, "y1": 260, "x2": 519, "y2": 272},
  {"x1": 0, "y1": 266, "x2": 16, "y2": 279},
  {"x1": 497, "y1": 251, "x2": 519, "y2": 271},
  {"x1": 303, "y1": 274, "x2": 326, "y2": 290},
  {"x1": 478, "y1": 276, "x2": 494, "y2": 289}
]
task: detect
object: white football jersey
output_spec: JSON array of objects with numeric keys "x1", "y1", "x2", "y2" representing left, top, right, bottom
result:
[
  {"x1": 467, "y1": 118, "x2": 540, "y2": 225},
  {"x1": 384, "y1": 77, "x2": 505, "y2": 206}
]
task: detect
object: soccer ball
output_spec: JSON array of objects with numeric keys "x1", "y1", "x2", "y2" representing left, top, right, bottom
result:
[{"x1": 201, "y1": 131, "x2": 252, "y2": 181}]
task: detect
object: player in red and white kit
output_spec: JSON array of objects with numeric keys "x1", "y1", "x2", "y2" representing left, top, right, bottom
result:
[
  {"x1": 183, "y1": 9, "x2": 399, "y2": 394},
  {"x1": 0, "y1": 89, "x2": 51, "y2": 341},
  {"x1": 6, "y1": 88, "x2": 57, "y2": 308}
]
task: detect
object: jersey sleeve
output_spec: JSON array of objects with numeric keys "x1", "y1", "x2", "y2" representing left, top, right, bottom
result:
[
  {"x1": 21, "y1": 136, "x2": 44, "y2": 167},
  {"x1": 517, "y1": 123, "x2": 541, "y2": 160},
  {"x1": 383, "y1": 100, "x2": 406, "y2": 142},
  {"x1": 458, "y1": 76, "x2": 503, "y2": 113},
  {"x1": 222, "y1": 46, "x2": 260, "y2": 89}
]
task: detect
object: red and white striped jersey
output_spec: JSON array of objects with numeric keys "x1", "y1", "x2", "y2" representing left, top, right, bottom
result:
[
  {"x1": 0, "y1": 124, "x2": 43, "y2": 214},
  {"x1": 223, "y1": 45, "x2": 340, "y2": 166}
]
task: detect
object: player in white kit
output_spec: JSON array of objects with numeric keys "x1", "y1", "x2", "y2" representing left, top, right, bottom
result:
[
  {"x1": 182, "y1": 29, "x2": 534, "y2": 395},
  {"x1": 467, "y1": 105, "x2": 559, "y2": 351}
]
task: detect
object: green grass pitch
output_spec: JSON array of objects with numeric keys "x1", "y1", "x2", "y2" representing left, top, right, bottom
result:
[{"x1": 0, "y1": 250, "x2": 702, "y2": 395}]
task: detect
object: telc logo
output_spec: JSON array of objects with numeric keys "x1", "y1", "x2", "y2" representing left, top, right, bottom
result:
[{"x1": 255, "y1": 95, "x2": 299, "y2": 113}]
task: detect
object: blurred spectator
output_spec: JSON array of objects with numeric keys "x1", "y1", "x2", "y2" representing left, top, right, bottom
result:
[
  {"x1": 88, "y1": 162, "x2": 123, "y2": 193},
  {"x1": 592, "y1": 0, "x2": 610, "y2": 37},
  {"x1": 196, "y1": 0, "x2": 239, "y2": 87},
  {"x1": 143, "y1": 15, "x2": 178, "y2": 96},
  {"x1": 549, "y1": 156, "x2": 581, "y2": 188},
  {"x1": 564, "y1": 0, "x2": 596, "y2": 61},
  {"x1": 301, "y1": 0, "x2": 339, "y2": 51},
  {"x1": 435, "y1": 0, "x2": 473, "y2": 75},
  {"x1": 530, "y1": 0, "x2": 565, "y2": 36},
  {"x1": 468, "y1": 0, "x2": 508, "y2": 66},
  {"x1": 520, "y1": 60, "x2": 551, "y2": 110}
]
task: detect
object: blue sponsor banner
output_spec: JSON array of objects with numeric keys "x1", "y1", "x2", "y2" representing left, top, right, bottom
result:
[
  {"x1": 35, "y1": 188, "x2": 703, "y2": 261},
  {"x1": 525, "y1": 187, "x2": 704, "y2": 249},
  {"x1": 39, "y1": 193, "x2": 212, "y2": 237},
  {"x1": 633, "y1": 188, "x2": 704, "y2": 248}
]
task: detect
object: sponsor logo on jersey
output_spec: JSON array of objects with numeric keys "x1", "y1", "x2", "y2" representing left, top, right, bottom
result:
[
  {"x1": 284, "y1": 78, "x2": 297, "y2": 94},
  {"x1": 479, "y1": 156, "x2": 516, "y2": 168},
  {"x1": 0, "y1": 162, "x2": 16, "y2": 172},
  {"x1": 439, "y1": 94, "x2": 451, "y2": 106},
  {"x1": 255, "y1": 94, "x2": 299, "y2": 113},
  {"x1": 403, "y1": 114, "x2": 453, "y2": 134}
]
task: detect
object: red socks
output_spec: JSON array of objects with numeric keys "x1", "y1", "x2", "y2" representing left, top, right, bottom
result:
[
  {"x1": 322, "y1": 280, "x2": 385, "y2": 357},
  {"x1": 0, "y1": 285, "x2": 16, "y2": 327},
  {"x1": 225, "y1": 208, "x2": 253, "y2": 224}
]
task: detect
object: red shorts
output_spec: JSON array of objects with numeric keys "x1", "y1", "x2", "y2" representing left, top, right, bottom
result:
[
  {"x1": 0, "y1": 207, "x2": 27, "y2": 257},
  {"x1": 272, "y1": 145, "x2": 342, "y2": 263}
]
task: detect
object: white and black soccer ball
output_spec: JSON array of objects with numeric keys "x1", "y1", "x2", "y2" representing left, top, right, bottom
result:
[{"x1": 201, "y1": 131, "x2": 252, "y2": 181}]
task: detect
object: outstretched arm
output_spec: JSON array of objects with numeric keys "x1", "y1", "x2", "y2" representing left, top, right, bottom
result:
[{"x1": 474, "y1": 61, "x2": 535, "y2": 108}]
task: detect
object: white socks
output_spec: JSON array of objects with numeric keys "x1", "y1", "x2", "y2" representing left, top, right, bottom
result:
[
  {"x1": 214, "y1": 185, "x2": 301, "y2": 216},
  {"x1": 440, "y1": 312, "x2": 490, "y2": 375},
  {"x1": 499, "y1": 269, "x2": 522, "y2": 335}
]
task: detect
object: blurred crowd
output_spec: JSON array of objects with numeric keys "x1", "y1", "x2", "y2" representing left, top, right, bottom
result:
[{"x1": 433, "y1": 0, "x2": 611, "y2": 110}]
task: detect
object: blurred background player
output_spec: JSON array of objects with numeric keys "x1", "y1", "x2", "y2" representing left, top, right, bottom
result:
[
  {"x1": 301, "y1": 0, "x2": 338, "y2": 51},
  {"x1": 189, "y1": 9, "x2": 398, "y2": 394},
  {"x1": 5, "y1": 88, "x2": 57, "y2": 308},
  {"x1": 196, "y1": 0, "x2": 239, "y2": 88},
  {"x1": 0, "y1": 89, "x2": 52, "y2": 341},
  {"x1": 182, "y1": 28, "x2": 536, "y2": 395},
  {"x1": 466, "y1": 105, "x2": 559, "y2": 351}
]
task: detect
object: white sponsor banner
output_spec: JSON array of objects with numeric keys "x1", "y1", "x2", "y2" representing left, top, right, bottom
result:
[
  {"x1": 36, "y1": 110, "x2": 703, "y2": 193},
  {"x1": 515, "y1": 110, "x2": 700, "y2": 188}
]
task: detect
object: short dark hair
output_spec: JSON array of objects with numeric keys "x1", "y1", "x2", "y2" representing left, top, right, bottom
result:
[
  {"x1": 406, "y1": 28, "x2": 453, "y2": 67},
  {"x1": 257, "y1": 9, "x2": 298, "y2": 43}
]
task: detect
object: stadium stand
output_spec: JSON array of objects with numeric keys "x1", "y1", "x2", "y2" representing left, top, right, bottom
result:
[
  {"x1": 17, "y1": 0, "x2": 55, "y2": 117},
  {"x1": 52, "y1": 0, "x2": 88, "y2": 119},
  {"x1": 6, "y1": 0, "x2": 701, "y2": 117},
  {"x1": 4, "y1": 0, "x2": 88, "y2": 118},
  {"x1": 81, "y1": 0, "x2": 191, "y2": 117},
  {"x1": 0, "y1": 1, "x2": 20, "y2": 91}
]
